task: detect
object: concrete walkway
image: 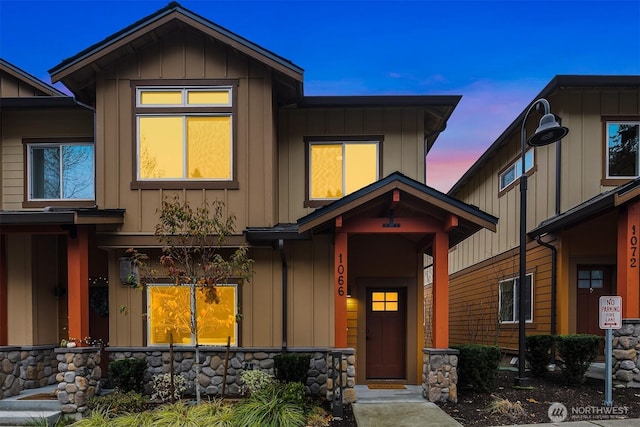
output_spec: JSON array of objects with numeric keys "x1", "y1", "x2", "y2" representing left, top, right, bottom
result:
[{"x1": 352, "y1": 385, "x2": 463, "y2": 426}]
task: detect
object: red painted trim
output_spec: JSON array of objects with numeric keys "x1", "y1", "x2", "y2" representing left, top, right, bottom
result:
[
  {"x1": 67, "y1": 226, "x2": 90, "y2": 343},
  {"x1": 334, "y1": 232, "x2": 348, "y2": 347},
  {"x1": 0, "y1": 237, "x2": 7, "y2": 345},
  {"x1": 444, "y1": 214, "x2": 458, "y2": 232},
  {"x1": 618, "y1": 200, "x2": 640, "y2": 318},
  {"x1": 432, "y1": 231, "x2": 449, "y2": 348}
]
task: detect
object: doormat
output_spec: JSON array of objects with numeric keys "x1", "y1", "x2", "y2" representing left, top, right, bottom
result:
[
  {"x1": 18, "y1": 392, "x2": 57, "y2": 401},
  {"x1": 367, "y1": 383, "x2": 406, "y2": 389}
]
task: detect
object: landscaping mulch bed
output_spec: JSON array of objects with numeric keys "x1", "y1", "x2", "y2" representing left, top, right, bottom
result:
[{"x1": 436, "y1": 368, "x2": 640, "y2": 426}]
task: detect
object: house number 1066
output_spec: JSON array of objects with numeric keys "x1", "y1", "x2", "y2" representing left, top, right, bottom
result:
[{"x1": 337, "y1": 253, "x2": 345, "y2": 296}]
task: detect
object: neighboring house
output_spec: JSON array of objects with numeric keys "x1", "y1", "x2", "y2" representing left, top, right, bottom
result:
[
  {"x1": 0, "y1": 1, "x2": 496, "y2": 394},
  {"x1": 440, "y1": 76, "x2": 640, "y2": 362}
]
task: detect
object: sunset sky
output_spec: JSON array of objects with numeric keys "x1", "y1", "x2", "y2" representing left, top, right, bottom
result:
[{"x1": 1, "y1": 0, "x2": 638, "y2": 192}]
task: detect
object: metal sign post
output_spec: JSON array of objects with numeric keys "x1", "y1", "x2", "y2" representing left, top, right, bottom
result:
[{"x1": 599, "y1": 296, "x2": 622, "y2": 407}]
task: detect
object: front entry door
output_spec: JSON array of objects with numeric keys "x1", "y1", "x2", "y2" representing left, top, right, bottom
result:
[
  {"x1": 366, "y1": 288, "x2": 406, "y2": 379},
  {"x1": 577, "y1": 265, "x2": 613, "y2": 336}
]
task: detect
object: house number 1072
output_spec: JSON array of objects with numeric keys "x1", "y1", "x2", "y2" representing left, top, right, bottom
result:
[{"x1": 337, "y1": 253, "x2": 345, "y2": 296}]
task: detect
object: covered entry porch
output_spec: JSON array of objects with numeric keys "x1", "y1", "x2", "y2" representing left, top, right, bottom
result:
[{"x1": 297, "y1": 173, "x2": 497, "y2": 386}]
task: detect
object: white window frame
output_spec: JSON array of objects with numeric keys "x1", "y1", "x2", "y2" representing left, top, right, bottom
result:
[
  {"x1": 146, "y1": 283, "x2": 238, "y2": 347},
  {"x1": 26, "y1": 142, "x2": 95, "y2": 201},
  {"x1": 498, "y1": 273, "x2": 533, "y2": 324},
  {"x1": 499, "y1": 149, "x2": 534, "y2": 191},
  {"x1": 605, "y1": 121, "x2": 640, "y2": 179}
]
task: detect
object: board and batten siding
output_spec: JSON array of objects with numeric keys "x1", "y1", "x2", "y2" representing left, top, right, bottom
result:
[
  {"x1": 1, "y1": 110, "x2": 94, "y2": 210},
  {"x1": 277, "y1": 107, "x2": 426, "y2": 224},
  {"x1": 449, "y1": 88, "x2": 640, "y2": 275},
  {"x1": 108, "y1": 237, "x2": 335, "y2": 348},
  {"x1": 95, "y1": 27, "x2": 278, "y2": 235}
]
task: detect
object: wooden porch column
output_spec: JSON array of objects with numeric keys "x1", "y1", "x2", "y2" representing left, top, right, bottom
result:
[
  {"x1": 617, "y1": 200, "x2": 640, "y2": 318},
  {"x1": 334, "y1": 231, "x2": 348, "y2": 347},
  {"x1": 67, "y1": 226, "x2": 90, "y2": 343},
  {"x1": 432, "y1": 230, "x2": 449, "y2": 348}
]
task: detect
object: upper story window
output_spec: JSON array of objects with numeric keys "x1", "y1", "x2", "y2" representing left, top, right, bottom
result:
[
  {"x1": 304, "y1": 136, "x2": 381, "y2": 207},
  {"x1": 24, "y1": 138, "x2": 95, "y2": 206},
  {"x1": 606, "y1": 121, "x2": 640, "y2": 179},
  {"x1": 499, "y1": 149, "x2": 534, "y2": 192},
  {"x1": 132, "y1": 80, "x2": 238, "y2": 190}
]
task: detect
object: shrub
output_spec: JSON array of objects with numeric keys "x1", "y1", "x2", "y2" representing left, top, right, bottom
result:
[
  {"x1": 108, "y1": 358, "x2": 147, "y2": 393},
  {"x1": 150, "y1": 373, "x2": 187, "y2": 402},
  {"x1": 232, "y1": 383, "x2": 307, "y2": 427},
  {"x1": 274, "y1": 353, "x2": 311, "y2": 384},
  {"x1": 453, "y1": 344, "x2": 501, "y2": 393},
  {"x1": 525, "y1": 334, "x2": 556, "y2": 377},
  {"x1": 87, "y1": 390, "x2": 148, "y2": 416},
  {"x1": 241, "y1": 369, "x2": 275, "y2": 395},
  {"x1": 557, "y1": 334, "x2": 602, "y2": 385}
]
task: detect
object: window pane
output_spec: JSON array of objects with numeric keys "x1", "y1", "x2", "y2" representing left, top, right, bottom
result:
[
  {"x1": 578, "y1": 270, "x2": 590, "y2": 279},
  {"x1": 196, "y1": 286, "x2": 237, "y2": 346},
  {"x1": 499, "y1": 281, "x2": 514, "y2": 322},
  {"x1": 372, "y1": 302, "x2": 385, "y2": 311},
  {"x1": 524, "y1": 149, "x2": 534, "y2": 171},
  {"x1": 578, "y1": 279, "x2": 591, "y2": 288},
  {"x1": 608, "y1": 123, "x2": 639, "y2": 177},
  {"x1": 139, "y1": 117, "x2": 184, "y2": 179},
  {"x1": 500, "y1": 166, "x2": 515, "y2": 189},
  {"x1": 310, "y1": 145, "x2": 342, "y2": 198},
  {"x1": 344, "y1": 143, "x2": 377, "y2": 195},
  {"x1": 188, "y1": 90, "x2": 230, "y2": 105},
  {"x1": 592, "y1": 270, "x2": 603, "y2": 279},
  {"x1": 187, "y1": 116, "x2": 231, "y2": 179},
  {"x1": 386, "y1": 301, "x2": 398, "y2": 311},
  {"x1": 386, "y1": 292, "x2": 398, "y2": 302},
  {"x1": 372, "y1": 292, "x2": 385, "y2": 302},
  {"x1": 140, "y1": 91, "x2": 182, "y2": 105},
  {"x1": 591, "y1": 279, "x2": 603, "y2": 288},
  {"x1": 148, "y1": 286, "x2": 192, "y2": 345},
  {"x1": 31, "y1": 147, "x2": 60, "y2": 199},
  {"x1": 62, "y1": 145, "x2": 94, "y2": 199}
]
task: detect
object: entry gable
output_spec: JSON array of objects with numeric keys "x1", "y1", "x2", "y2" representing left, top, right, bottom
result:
[
  {"x1": 297, "y1": 172, "x2": 497, "y2": 248},
  {"x1": 49, "y1": 2, "x2": 303, "y2": 104}
]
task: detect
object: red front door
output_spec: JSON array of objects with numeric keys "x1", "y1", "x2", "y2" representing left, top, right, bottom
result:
[
  {"x1": 576, "y1": 265, "x2": 613, "y2": 336},
  {"x1": 365, "y1": 288, "x2": 406, "y2": 379}
]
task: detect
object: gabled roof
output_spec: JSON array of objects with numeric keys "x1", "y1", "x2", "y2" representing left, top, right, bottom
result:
[
  {"x1": 49, "y1": 2, "x2": 303, "y2": 103},
  {"x1": 448, "y1": 75, "x2": 640, "y2": 195},
  {"x1": 0, "y1": 58, "x2": 66, "y2": 97},
  {"x1": 297, "y1": 172, "x2": 497, "y2": 249},
  {"x1": 529, "y1": 177, "x2": 640, "y2": 238}
]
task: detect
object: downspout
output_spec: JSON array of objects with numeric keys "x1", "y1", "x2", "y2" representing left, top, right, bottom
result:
[
  {"x1": 279, "y1": 239, "x2": 288, "y2": 352},
  {"x1": 536, "y1": 235, "x2": 557, "y2": 363}
]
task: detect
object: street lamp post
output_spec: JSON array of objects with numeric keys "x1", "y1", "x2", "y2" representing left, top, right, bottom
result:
[{"x1": 516, "y1": 98, "x2": 568, "y2": 387}]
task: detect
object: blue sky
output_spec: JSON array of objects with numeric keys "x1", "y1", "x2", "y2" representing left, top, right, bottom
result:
[{"x1": 1, "y1": 0, "x2": 639, "y2": 191}]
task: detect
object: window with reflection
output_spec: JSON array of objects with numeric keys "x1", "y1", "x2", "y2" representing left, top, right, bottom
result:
[
  {"x1": 606, "y1": 121, "x2": 639, "y2": 179},
  {"x1": 306, "y1": 138, "x2": 380, "y2": 204},
  {"x1": 499, "y1": 273, "x2": 533, "y2": 323},
  {"x1": 147, "y1": 284, "x2": 238, "y2": 346}
]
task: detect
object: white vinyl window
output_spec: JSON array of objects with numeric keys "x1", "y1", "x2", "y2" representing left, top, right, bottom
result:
[
  {"x1": 499, "y1": 273, "x2": 533, "y2": 323},
  {"x1": 499, "y1": 150, "x2": 534, "y2": 191}
]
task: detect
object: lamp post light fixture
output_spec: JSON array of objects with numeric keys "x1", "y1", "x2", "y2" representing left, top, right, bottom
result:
[{"x1": 516, "y1": 98, "x2": 568, "y2": 387}]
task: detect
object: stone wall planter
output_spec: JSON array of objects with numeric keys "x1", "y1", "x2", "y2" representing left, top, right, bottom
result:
[
  {"x1": 0, "y1": 345, "x2": 58, "y2": 399},
  {"x1": 423, "y1": 348, "x2": 459, "y2": 403},
  {"x1": 612, "y1": 319, "x2": 640, "y2": 388},
  {"x1": 54, "y1": 346, "x2": 102, "y2": 417}
]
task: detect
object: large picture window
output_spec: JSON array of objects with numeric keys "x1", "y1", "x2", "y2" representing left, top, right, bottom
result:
[
  {"x1": 499, "y1": 273, "x2": 533, "y2": 323},
  {"x1": 606, "y1": 121, "x2": 640, "y2": 179},
  {"x1": 132, "y1": 81, "x2": 237, "y2": 189},
  {"x1": 305, "y1": 136, "x2": 381, "y2": 205},
  {"x1": 499, "y1": 149, "x2": 534, "y2": 191},
  {"x1": 26, "y1": 140, "x2": 95, "y2": 201},
  {"x1": 147, "y1": 284, "x2": 238, "y2": 346}
]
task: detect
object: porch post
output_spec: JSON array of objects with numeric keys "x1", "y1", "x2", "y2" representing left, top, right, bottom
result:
[
  {"x1": 617, "y1": 199, "x2": 640, "y2": 318},
  {"x1": 432, "y1": 230, "x2": 449, "y2": 348},
  {"x1": 334, "y1": 231, "x2": 348, "y2": 347},
  {"x1": 67, "y1": 226, "x2": 90, "y2": 343}
]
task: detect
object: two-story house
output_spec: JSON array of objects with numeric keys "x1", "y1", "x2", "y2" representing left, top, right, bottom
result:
[
  {"x1": 443, "y1": 75, "x2": 640, "y2": 384},
  {"x1": 0, "y1": 2, "x2": 496, "y2": 396}
]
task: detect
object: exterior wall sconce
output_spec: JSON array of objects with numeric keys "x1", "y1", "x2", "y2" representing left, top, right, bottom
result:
[{"x1": 119, "y1": 256, "x2": 139, "y2": 286}]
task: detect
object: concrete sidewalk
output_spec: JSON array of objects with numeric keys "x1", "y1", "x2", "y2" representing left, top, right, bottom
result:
[{"x1": 352, "y1": 385, "x2": 463, "y2": 426}]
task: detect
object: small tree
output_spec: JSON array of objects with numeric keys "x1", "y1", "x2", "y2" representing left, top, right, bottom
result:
[{"x1": 128, "y1": 193, "x2": 253, "y2": 402}]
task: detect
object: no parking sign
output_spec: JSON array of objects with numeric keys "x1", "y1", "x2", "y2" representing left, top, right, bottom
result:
[{"x1": 599, "y1": 296, "x2": 622, "y2": 329}]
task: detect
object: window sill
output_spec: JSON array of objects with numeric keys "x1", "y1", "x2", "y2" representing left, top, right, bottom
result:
[
  {"x1": 22, "y1": 200, "x2": 96, "y2": 209},
  {"x1": 131, "y1": 180, "x2": 239, "y2": 190}
]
